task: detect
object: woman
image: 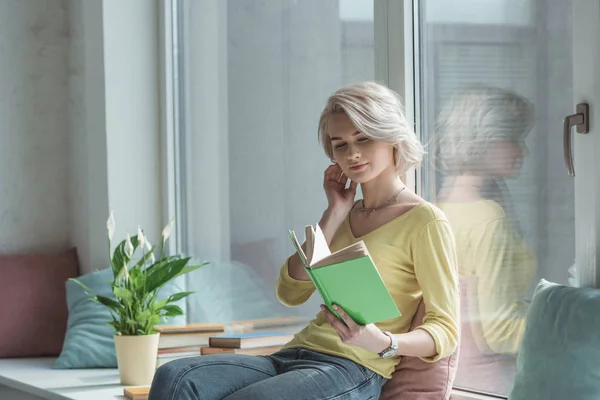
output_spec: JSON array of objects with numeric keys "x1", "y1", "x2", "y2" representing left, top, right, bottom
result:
[
  {"x1": 433, "y1": 86, "x2": 537, "y2": 394},
  {"x1": 149, "y1": 81, "x2": 460, "y2": 400}
]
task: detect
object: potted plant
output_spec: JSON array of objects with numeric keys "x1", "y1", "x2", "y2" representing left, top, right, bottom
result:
[{"x1": 71, "y1": 212, "x2": 206, "y2": 386}]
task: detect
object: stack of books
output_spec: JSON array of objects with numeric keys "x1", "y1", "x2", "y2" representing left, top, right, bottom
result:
[
  {"x1": 201, "y1": 330, "x2": 296, "y2": 355},
  {"x1": 155, "y1": 323, "x2": 224, "y2": 367},
  {"x1": 154, "y1": 317, "x2": 307, "y2": 366},
  {"x1": 225, "y1": 316, "x2": 308, "y2": 333}
]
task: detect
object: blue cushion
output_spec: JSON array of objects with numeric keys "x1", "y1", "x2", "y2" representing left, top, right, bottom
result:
[
  {"x1": 54, "y1": 268, "x2": 186, "y2": 369},
  {"x1": 186, "y1": 260, "x2": 289, "y2": 324},
  {"x1": 509, "y1": 279, "x2": 600, "y2": 400}
]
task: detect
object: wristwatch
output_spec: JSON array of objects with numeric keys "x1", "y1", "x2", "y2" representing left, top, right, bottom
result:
[{"x1": 378, "y1": 331, "x2": 398, "y2": 359}]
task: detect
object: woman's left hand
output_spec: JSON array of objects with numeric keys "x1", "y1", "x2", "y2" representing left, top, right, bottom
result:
[{"x1": 321, "y1": 304, "x2": 391, "y2": 354}]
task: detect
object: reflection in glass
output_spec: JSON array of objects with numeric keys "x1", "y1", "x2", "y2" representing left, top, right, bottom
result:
[
  {"x1": 433, "y1": 87, "x2": 537, "y2": 394},
  {"x1": 417, "y1": 0, "x2": 574, "y2": 395}
]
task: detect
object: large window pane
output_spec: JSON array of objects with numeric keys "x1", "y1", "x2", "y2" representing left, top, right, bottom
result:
[
  {"x1": 416, "y1": 0, "x2": 573, "y2": 396},
  {"x1": 176, "y1": 0, "x2": 374, "y2": 324}
]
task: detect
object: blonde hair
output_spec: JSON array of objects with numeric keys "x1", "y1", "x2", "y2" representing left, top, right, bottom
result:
[
  {"x1": 318, "y1": 81, "x2": 424, "y2": 175},
  {"x1": 433, "y1": 86, "x2": 535, "y2": 173}
]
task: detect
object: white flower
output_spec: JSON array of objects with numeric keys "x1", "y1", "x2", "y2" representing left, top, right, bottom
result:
[
  {"x1": 149, "y1": 252, "x2": 155, "y2": 264},
  {"x1": 124, "y1": 234, "x2": 134, "y2": 258},
  {"x1": 137, "y1": 226, "x2": 146, "y2": 249},
  {"x1": 145, "y1": 240, "x2": 152, "y2": 252},
  {"x1": 162, "y1": 218, "x2": 175, "y2": 241},
  {"x1": 106, "y1": 211, "x2": 115, "y2": 241},
  {"x1": 118, "y1": 263, "x2": 129, "y2": 283}
]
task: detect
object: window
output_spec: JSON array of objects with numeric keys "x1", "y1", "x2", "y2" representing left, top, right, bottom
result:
[
  {"x1": 170, "y1": 0, "x2": 375, "y2": 323},
  {"x1": 415, "y1": 0, "x2": 574, "y2": 396},
  {"x1": 165, "y1": 0, "x2": 581, "y2": 397}
]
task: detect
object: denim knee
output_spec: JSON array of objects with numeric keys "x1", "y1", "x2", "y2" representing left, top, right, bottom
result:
[{"x1": 150, "y1": 360, "x2": 190, "y2": 399}]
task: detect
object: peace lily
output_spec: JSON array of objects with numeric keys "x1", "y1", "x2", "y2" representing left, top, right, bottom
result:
[
  {"x1": 118, "y1": 262, "x2": 129, "y2": 285},
  {"x1": 70, "y1": 213, "x2": 207, "y2": 336},
  {"x1": 162, "y1": 218, "x2": 174, "y2": 241},
  {"x1": 137, "y1": 226, "x2": 146, "y2": 249},
  {"x1": 107, "y1": 211, "x2": 115, "y2": 241},
  {"x1": 124, "y1": 234, "x2": 134, "y2": 259}
]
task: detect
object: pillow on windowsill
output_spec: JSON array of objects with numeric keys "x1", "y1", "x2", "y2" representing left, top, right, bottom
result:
[
  {"x1": 54, "y1": 268, "x2": 186, "y2": 369},
  {"x1": 0, "y1": 248, "x2": 79, "y2": 358},
  {"x1": 379, "y1": 299, "x2": 459, "y2": 400},
  {"x1": 509, "y1": 279, "x2": 600, "y2": 400}
]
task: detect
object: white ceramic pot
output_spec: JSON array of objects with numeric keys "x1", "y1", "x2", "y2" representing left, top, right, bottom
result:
[{"x1": 114, "y1": 333, "x2": 160, "y2": 386}]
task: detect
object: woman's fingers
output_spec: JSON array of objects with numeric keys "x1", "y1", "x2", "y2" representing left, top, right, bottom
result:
[
  {"x1": 324, "y1": 164, "x2": 340, "y2": 181},
  {"x1": 332, "y1": 304, "x2": 360, "y2": 331},
  {"x1": 321, "y1": 304, "x2": 350, "y2": 338}
]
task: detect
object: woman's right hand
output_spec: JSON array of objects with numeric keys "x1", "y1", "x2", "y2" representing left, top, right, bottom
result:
[{"x1": 323, "y1": 163, "x2": 358, "y2": 217}]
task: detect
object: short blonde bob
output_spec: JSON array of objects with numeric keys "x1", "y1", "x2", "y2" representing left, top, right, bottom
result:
[{"x1": 318, "y1": 81, "x2": 424, "y2": 175}]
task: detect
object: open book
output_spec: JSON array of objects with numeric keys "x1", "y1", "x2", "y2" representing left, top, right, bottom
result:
[{"x1": 288, "y1": 224, "x2": 401, "y2": 325}]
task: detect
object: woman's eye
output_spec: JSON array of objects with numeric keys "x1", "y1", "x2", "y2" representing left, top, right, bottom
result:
[
  {"x1": 357, "y1": 137, "x2": 370, "y2": 142},
  {"x1": 334, "y1": 143, "x2": 346, "y2": 149}
]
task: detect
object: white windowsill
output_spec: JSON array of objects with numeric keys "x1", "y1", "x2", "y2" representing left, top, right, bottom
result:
[{"x1": 452, "y1": 388, "x2": 507, "y2": 400}]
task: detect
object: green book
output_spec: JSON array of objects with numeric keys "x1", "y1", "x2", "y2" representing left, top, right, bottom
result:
[{"x1": 288, "y1": 224, "x2": 401, "y2": 325}]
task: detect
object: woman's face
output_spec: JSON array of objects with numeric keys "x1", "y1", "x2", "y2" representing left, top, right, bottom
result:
[
  {"x1": 484, "y1": 138, "x2": 528, "y2": 178},
  {"x1": 328, "y1": 113, "x2": 396, "y2": 184}
]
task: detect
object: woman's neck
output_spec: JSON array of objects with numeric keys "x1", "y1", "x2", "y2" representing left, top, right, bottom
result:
[
  {"x1": 451, "y1": 175, "x2": 486, "y2": 189},
  {"x1": 360, "y1": 169, "x2": 405, "y2": 209},
  {"x1": 437, "y1": 174, "x2": 488, "y2": 203}
]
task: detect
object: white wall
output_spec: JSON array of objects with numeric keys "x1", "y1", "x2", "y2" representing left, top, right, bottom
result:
[
  {"x1": 0, "y1": 0, "x2": 162, "y2": 274},
  {"x1": 0, "y1": 0, "x2": 70, "y2": 254},
  {"x1": 0, "y1": 0, "x2": 72, "y2": 395}
]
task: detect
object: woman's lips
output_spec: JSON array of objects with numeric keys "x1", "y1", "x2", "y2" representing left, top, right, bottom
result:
[{"x1": 349, "y1": 163, "x2": 367, "y2": 171}]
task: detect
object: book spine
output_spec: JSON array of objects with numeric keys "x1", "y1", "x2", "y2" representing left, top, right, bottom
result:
[{"x1": 306, "y1": 267, "x2": 336, "y2": 315}]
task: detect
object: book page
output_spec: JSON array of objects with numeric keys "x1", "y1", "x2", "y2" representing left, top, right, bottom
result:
[
  {"x1": 288, "y1": 229, "x2": 308, "y2": 267},
  {"x1": 308, "y1": 223, "x2": 331, "y2": 266},
  {"x1": 311, "y1": 241, "x2": 369, "y2": 269}
]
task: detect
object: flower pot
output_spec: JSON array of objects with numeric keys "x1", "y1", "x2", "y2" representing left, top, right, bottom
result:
[{"x1": 114, "y1": 333, "x2": 160, "y2": 386}]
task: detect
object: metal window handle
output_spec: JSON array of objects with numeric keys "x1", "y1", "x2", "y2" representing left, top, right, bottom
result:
[{"x1": 564, "y1": 103, "x2": 589, "y2": 176}]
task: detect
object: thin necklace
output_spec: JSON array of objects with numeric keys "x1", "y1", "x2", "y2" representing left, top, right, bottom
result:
[{"x1": 359, "y1": 186, "x2": 407, "y2": 213}]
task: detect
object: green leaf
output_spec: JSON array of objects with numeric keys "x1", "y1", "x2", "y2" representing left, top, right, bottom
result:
[
  {"x1": 161, "y1": 304, "x2": 183, "y2": 317},
  {"x1": 135, "y1": 244, "x2": 157, "y2": 268},
  {"x1": 153, "y1": 299, "x2": 168, "y2": 311},
  {"x1": 111, "y1": 236, "x2": 140, "y2": 278},
  {"x1": 113, "y1": 287, "x2": 133, "y2": 303},
  {"x1": 174, "y1": 263, "x2": 208, "y2": 279},
  {"x1": 167, "y1": 291, "x2": 194, "y2": 303},
  {"x1": 138, "y1": 309, "x2": 152, "y2": 321},
  {"x1": 150, "y1": 314, "x2": 160, "y2": 326},
  {"x1": 145, "y1": 258, "x2": 191, "y2": 292},
  {"x1": 95, "y1": 295, "x2": 121, "y2": 311},
  {"x1": 68, "y1": 278, "x2": 94, "y2": 294}
]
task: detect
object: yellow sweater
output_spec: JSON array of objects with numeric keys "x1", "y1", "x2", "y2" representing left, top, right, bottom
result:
[
  {"x1": 437, "y1": 200, "x2": 537, "y2": 354},
  {"x1": 276, "y1": 202, "x2": 460, "y2": 379}
]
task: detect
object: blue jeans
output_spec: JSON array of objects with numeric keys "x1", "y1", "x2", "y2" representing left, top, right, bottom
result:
[{"x1": 148, "y1": 348, "x2": 388, "y2": 400}]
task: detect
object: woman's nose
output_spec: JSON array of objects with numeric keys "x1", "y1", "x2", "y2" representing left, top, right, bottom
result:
[{"x1": 346, "y1": 143, "x2": 360, "y2": 160}]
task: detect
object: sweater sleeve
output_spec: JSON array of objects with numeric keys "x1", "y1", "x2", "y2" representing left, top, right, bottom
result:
[
  {"x1": 471, "y1": 218, "x2": 537, "y2": 354},
  {"x1": 275, "y1": 257, "x2": 316, "y2": 307},
  {"x1": 412, "y1": 219, "x2": 460, "y2": 362}
]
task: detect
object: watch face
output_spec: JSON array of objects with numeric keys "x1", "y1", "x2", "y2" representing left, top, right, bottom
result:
[{"x1": 381, "y1": 349, "x2": 395, "y2": 359}]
